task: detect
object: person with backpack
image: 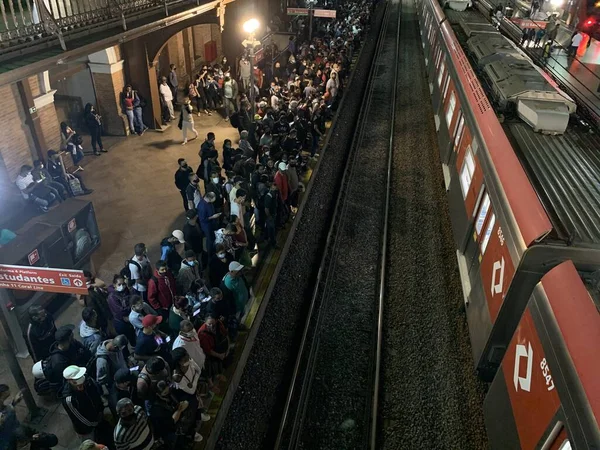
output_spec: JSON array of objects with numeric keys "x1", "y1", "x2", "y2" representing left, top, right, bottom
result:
[
  {"x1": 136, "y1": 356, "x2": 170, "y2": 400},
  {"x1": 123, "y1": 243, "x2": 153, "y2": 302},
  {"x1": 44, "y1": 326, "x2": 92, "y2": 391},
  {"x1": 147, "y1": 260, "x2": 176, "y2": 327},
  {"x1": 160, "y1": 231, "x2": 186, "y2": 276},
  {"x1": 25, "y1": 306, "x2": 57, "y2": 363},
  {"x1": 95, "y1": 335, "x2": 129, "y2": 399}
]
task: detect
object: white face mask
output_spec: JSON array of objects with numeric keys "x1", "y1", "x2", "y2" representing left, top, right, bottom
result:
[
  {"x1": 212, "y1": 177, "x2": 219, "y2": 183},
  {"x1": 116, "y1": 285, "x2": 125, "y2": 292},
  {"x1": 217, "y1": 253, "x2": 226, "y2": 259}
]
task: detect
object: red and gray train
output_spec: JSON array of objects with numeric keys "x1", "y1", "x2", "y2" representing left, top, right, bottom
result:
[{"x1": 415, "y1": 0, "x2": 600, "y2": 448}]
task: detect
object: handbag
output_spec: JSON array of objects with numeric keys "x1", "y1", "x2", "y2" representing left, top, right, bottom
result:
[{"x1": 68, "y1": 176, "x2": 84, "y2": 196}]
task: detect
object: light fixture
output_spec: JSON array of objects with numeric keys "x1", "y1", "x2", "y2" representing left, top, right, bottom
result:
[{"x1": 243, "y1": 18, "x2": 259, "y2": 34}]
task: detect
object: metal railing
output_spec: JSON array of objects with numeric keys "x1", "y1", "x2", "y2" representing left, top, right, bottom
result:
[{"x1": 0, "y1": 0, "x2": 200, "y2": 58}]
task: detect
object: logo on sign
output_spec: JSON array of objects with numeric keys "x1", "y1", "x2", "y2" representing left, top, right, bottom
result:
[
  {"x1": 68, "y1": 218, "x2": 76, "y2": 233},
  {"x1": 61, "y1": 278, "x2": 71, "y2": 286},
  {"x1": 73, "y1": 279, "x2": 83, "y2": 287},
  {"x1": 491, "y1": 257, "x2": 505, "y2": 296},
  {"x1": 514, "y1": 342, "x2": 533, "y2": 392},
  {"x1": 28, "y1": 249, "x2": 40, "y2": 266}
]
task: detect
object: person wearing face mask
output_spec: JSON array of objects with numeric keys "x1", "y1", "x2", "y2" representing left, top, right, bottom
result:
[
  {"x1": 185, "y1": 173, "x2": 201, "y2": 211},
  {"x1": 222, "y1": 139, "x2": 234, "y2": 171},
  {"x1": 222, "y1": 261, "x2": 250, "y2": 321},
  {"x1": 108, "y1": 275, "x2": 136, "y2": 347},
  {"x1": 109, "y1": 369, "x2": 142, "y2": 415},
  {"x1": 26, "y1": 306, "x2": 57, "y2": 363},
  {"x1": 32, "y1": 159, "x2": 68, "y2": 202},
  {"x1": 168, "y1": 296, "x2": 191, "y2": 336},
  {"x1": 95, "y1": 335, "x2": 129, "y2": 398},
  {"x1": 197, "y1": 192, "x2": 222, "y2": 256},
  {"x1": 183, "y1": 209, "x2": 204, "y2": 258},
  {"x1": 205, "y1": 171, "x2": 224, "y2": 215},
  {"x1": 147, "y1": 261, "x2": 176, "y2": 325},
  {"x1": 134, "y1": 315, "x2": 170, "y2": 362},
  {"x1": 174, "y1": 158, "x2": 193, "y2": 211},
  {"x1": 171, "y1": 348, "x2": 211, "y2": 427},
  {"x1": 208, "y1": 245, "x2": 234, "y2": 288},
  {"x1": 61, "y1": 366, "x2": 110, "y2": 445},
  {"x1": 128, "y1": 296, "x2": 157, "y2": 336},
  {"x1": 177, "y1": 250, "x2": 203, "y2": 295},
  {"x1": 198, "y1": 316, "x2": 229, "y2": 381},
  {"x1": 172, "y1": 320, "x2": 206, "y2": 370},
  {"x1": 113, "y1": 398, "x2": 154, "y2": 450}
]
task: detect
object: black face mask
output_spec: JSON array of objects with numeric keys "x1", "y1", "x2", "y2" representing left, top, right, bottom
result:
[{"x1": 181, "y1": 164, "x2": 188, "y2": 169}]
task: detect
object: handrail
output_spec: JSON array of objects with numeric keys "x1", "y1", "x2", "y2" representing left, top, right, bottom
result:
[{"x1": 0, "y1": 0, "x2": 198, "y2": 57}]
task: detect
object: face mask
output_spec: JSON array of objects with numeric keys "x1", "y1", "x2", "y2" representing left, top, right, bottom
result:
[
  {"x1": 212, "y1": 177, "x2": 219, "y2": 183},
  {"x1": 217, "y1": 253, "x2": 226, "y2": 258},
  {"x1": 182, "y1": 163, "x2": 188, "y2": 168},
  {"x1": 116, "y1": 285, "x2": 125, "y2": 292},
  {"x1": 182, "y1": 361, "x2": 190, "y2": 368}
]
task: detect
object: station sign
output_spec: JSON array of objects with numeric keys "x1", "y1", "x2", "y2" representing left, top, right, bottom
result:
[
  {"x1": 287, "y1": 7, "x2": 309, "y2": 15},
  {"x1": 0, "y1": 264, "x2": 88, "y2": 295},
  {"x1": 314, "y1": 9, "x2": 336, "y2": 18},
  {"x1": 509, "y1": 18, "x2": 547, "y2": 29}
]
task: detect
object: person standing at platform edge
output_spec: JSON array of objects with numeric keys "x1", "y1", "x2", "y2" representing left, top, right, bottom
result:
[
  {"x1": 160, "y1": 77, "x2": 175, "y2": 121},
  {"x1": 175, "y1": 158, "x2": 193, "y2": 211}
]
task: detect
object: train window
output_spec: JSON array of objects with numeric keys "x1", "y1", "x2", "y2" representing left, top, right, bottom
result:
[
  {"x1": 481, "y1": 213, "x2": 496, "y2": 255},
  {"x1": 442, "y1": 75, "x2": 451, "y2": 100},
  {"x1": 453, "y1": 114, "x2": 465, "y2": 150},
  {"x1": 559, "y1": 441, "x2": 571, "y2": 450},
  {"x1": 475, "y1": 193, "x2": 491, "y2": 236},
  {"x1": 438, "y1": 61, "x2": 445, "y2": 86},
  {"x1": 446, "y1": 92, "x2": 456, "y2": 126},
  {"x1": 460, "y1": 145, "x2": 475, "y2": 198}
]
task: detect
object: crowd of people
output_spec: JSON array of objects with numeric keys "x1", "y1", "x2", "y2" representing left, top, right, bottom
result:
[{"x1": 3, "y1": 2, "x2": 375, "y2": 450}]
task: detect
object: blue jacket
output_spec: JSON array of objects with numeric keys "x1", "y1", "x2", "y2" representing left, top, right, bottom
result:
[{"x1": 197, "y1": 198, "x2": 216, "y2": 231}]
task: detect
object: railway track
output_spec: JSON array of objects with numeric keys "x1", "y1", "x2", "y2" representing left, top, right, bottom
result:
[{"x1": 274, "y1": 2, "x2": 400, "y2": 449}]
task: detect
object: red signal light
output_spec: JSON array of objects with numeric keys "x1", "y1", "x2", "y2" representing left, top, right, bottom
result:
[{"x1": 586, "y1": 19, "x2": 594, "y2": 25}]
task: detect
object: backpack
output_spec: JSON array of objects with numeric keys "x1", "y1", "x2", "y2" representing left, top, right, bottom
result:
[{"x1": 120, "y1": 259, "x2": 142, "y2": 287}]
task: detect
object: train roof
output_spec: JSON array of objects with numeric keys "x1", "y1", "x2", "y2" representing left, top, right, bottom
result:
[
  {"x1": 445, "y1": 7, "x2": 600, "y2": 247},
  {"x1": 507, "y1": 123, "x2": 600, "y2": 246}
]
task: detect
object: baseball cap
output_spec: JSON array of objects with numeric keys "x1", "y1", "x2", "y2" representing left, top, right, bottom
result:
[
  {"x1": 186, "y1": 209, "x2": 198, "y2": 219},
  {"x1": 55, "y1": 325, "x2": 74, "y2": 342},
  {"x1": 172, "y1": 230, "x2": 185, "y2": 244},
  {"x1": 229, "y1": 261, "x2": 244, "y2": 272},
  {"x1": 142, "y1": 314, "x2": 162, "y2": 328},
  {"x1": 63, "y1": 365, "x2": 86, "y2": 383},
  {"x1": 278, "y1": 162, "x2": 288, "y2": 171}
]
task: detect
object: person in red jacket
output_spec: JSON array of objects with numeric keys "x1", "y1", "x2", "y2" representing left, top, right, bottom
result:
[
  {"x1": 147, "y1": 260, "x2": 176, "y2": 331},
  {"x1": 274, "y1": 162, "x2": 289, "y2": 203}
]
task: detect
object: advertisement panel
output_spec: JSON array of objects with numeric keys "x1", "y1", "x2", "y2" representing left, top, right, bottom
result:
[
  {"x1": 314, "y1": 9, "x2": 337, "y2": 18},
  {"x1": 0, "y1": 264, "x2": 88, "y2": 295}
]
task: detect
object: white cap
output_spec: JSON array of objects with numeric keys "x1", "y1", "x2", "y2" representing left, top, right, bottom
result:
[
  {"x1": 229, "y1": 261, "x2": 245, "y2": 272},
  {"x1": 278, "y1": 162, "x2": 288, "y2": 171},
  {"x1": 63, "y1": 365, "x2": 86, "y2": 383},
  {"x1": 32, "y1": 361, "x2": 45, "y2": 379},
  {"x1": 172, "y1": 230, "x2": 185, "y2": 244}
]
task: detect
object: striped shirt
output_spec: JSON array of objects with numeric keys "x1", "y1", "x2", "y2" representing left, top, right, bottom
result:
[{"x1": 114, "y1": 406, "x2": 154, "y2": 450}]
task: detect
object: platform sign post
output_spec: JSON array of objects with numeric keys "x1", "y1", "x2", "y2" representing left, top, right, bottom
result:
[{"x1": 0, "y1": 265, "x2": 87, "y2": 421}]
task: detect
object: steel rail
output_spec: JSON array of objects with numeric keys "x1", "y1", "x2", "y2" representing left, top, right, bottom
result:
[{"x1": 273, "y1": 1, "x2": 399, "y2": 448}]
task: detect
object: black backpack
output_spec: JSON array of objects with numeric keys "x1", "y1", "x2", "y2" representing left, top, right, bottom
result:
[{"x1": 120, "y1": 259, "x2": 142, "y2": 287}]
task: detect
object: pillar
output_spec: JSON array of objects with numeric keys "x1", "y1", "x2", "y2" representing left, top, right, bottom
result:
[
  {"x1": 89, "y1": 46, "x2": 127, "y2": 136},
  {"x1": 31, "y1": 71, "x2": 61, "y2": 154}
]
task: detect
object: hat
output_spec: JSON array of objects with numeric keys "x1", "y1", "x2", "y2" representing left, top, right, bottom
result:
[
  {"x1": 32, "y1": 361, "x2": 45, "y2": 379},
  {"x1": 172, "y1": 230, "x2": 185, "y2": 244},
  {"x1": 229, "y1": 261, "x2": 244, "y2": 272},
  {"x1": 278, "y1": 162, "x2": 288, "y2": 171},
  {"x1": 54, "y1": 325, "x2": 74, "y2": 342},
  {"x1": 186, "y1": 209, "x2": 198, "y2": 219},
  {"x1": 63, "y1": 365, "x2": 86, "y2": 383},
  {"x1": 142, "y1": 314, "x2": 162, "y2": 328}
]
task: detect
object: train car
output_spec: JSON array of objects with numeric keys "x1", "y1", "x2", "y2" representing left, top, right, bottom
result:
[{"x1": 415, "y1": 0, "x2": 600, "y2": 447}]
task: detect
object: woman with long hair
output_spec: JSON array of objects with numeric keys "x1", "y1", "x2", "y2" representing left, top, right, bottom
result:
[{"x1": 60, "y1": 121, "x2": 84, "y2": 166}]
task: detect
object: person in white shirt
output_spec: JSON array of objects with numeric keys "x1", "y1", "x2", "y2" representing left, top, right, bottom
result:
[
  {"x1": 570, "y1": 32, "x2": 584, "y2": 57},
  {"x1": 129, "y1": 243, "x2": 152, "y2": 301},
  {"x1": 326, "y1": 72, "x2": 339, "y2": 100},
  {"x1": 172, "y1": 320, "x2": 206, "y2": 370},
  {"x1": 230, "y1": 188, "x2": 247, "y2": 226},
  {"x1": 159, "y1": 77, "x2": 175, "y2": 120},
  {"x1": 171, "y1": 345, "x2": 210, "y2": 429},
  {"x1": 15, "y1": 165, "x2": 55, "y2": 212}
]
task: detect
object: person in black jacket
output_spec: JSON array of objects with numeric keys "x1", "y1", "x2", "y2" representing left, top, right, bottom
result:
[
  {"x1": 61, "y1": 365, "x2": 112, "y2": 446},
  {"x1": 208, "y1": 245, "x2": 233, "y2": 288},
  {"x1": 83, "y1": 103, "x2": 106, "y2": 156},
  {"x1": 25, "y1": 306, "x2": 57, "y2": 363},
  {"x1": 108, "y1": 368, "x2": 142, "y2": 419},
  {"x1": 46, "y1": 150, "x2": 92, "y2": 196},
  {"x1": 174, "y1": 158, "x2": 193, "y2": 211},
  {"x1": 45, "y1": 326, "x2": 92, "y2": 388}
]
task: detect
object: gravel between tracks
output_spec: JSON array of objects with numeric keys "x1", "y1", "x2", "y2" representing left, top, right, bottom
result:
[
  {"x1": 379, "y1": 0, "x2": 488, "y2": 449},
  {"x1": 216, "y1": 5, "x2": 387, "y2": 450}
]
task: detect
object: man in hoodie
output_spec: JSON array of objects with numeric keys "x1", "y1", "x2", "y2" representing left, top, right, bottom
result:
[
  {"x1": 160, "y1": 230, "x2": 186, "y2": 276},
  {"x1": 46, "y1": 326, "x2": 92, "y2": 389},
  {"x1": 96, "y1": 335, "x2": 129, "y2": 398},
  {"x1": 172, "y1": 320, "x2": 206, "y2": 370},
  {"x1": 177, "y1": 250, "x2": 202, "y2": 295},
  {"x1": 61, "y1": 366, "x2": 108, "y2": 444},
  {"x1": 80, "y1": 307, "x2": 104, "y2": 355},
  {"x1": 25, "y1": 305, "x2": 56, "y2": 362},
  {"x1": 147, "y1": 260, "x2": 176, "y2": 326}
]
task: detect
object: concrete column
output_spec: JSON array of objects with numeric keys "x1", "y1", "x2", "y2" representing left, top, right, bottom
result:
[
  {"x1": 88, "y1": 46, "x2": 127, "y2": 136},
  {"x1": 31, "y1": 71, "x2": 61, "y2": 153}
]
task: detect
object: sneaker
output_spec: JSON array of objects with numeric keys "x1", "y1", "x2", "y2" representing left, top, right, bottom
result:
[
  {"x1": 182, "y1": 140, "x2": 187, "y2": 145},
  {"x1": 194, "y1": 433, "x2": 203, "y2": 442},
  {"x1": 207, "y1": 111, "x2": 212, "y2": 116},
  {"x1": 40, "y1": 206, "x2": 49, "y2": 213},
  {"x1": 94, "y1": 151, "x2": 101, "y2": 156},
  {"x1": 200, "y1": 413, "x2": 211, "y2": 422},
  {"x1": 141, "y1": 126, "x2": 148, "y2": 135},
  {"x1": 100, "y1": 148, "x2": 107, "y2": 153},
  {"x1": 224, "y1": 117, "x2": 229, "y2": 122},
  {"x1": 77, "y1": 166, "x2": 84, "y2": 171},
  {"x1": 197, "y1": 112, "x2": 202, "y2": 117}
]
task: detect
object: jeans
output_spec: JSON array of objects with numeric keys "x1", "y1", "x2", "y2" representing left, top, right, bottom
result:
[
  {"x1": 224, "y1": 97, "x2": 236, "y2": 118},
  {"x1": 45, "y1": 182, "x2": 66, "y2": 202},
  {"x1": 180, "y1": 190, "x2": 189, "y2": 211},
  {"x1": 202, "y1": 226, "x2": 215, "y2": 255},
  {"x1": 29, "y1": 193, "x2": 52, "y2": 208},
  {"x1": 133, "y1": 107, "x2": 145, "y2": 133},
  {"x1": 125, "y1": 109, "x2": 135, "y2": 134},
  {"x1": 68, "y1": 143, "x2": 84, "y2": 164}
]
